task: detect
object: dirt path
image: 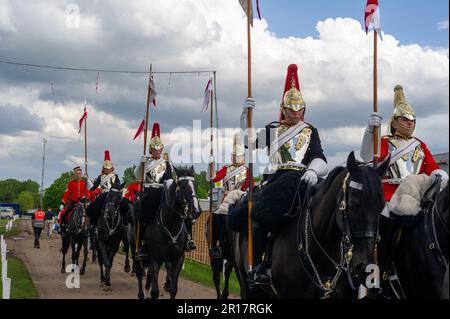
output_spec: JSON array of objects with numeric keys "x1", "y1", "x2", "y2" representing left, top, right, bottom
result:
[{"x1": 6, "y1": 219, "x2": 236, "y2": 299}]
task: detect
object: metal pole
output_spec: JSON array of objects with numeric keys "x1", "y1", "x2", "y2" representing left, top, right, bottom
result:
[
  {"x1": 40, "y1": 138, "x2": 47, "y2": 208},
  {"x1": 213, "y1": 71, "x2": 219, "y2": 172},
  {"x1": 246, "y1": 0, "x2": 254, "y2": 273},
  {"x1": 373, "y1": 31, "x2": 379, "y2": 168}
]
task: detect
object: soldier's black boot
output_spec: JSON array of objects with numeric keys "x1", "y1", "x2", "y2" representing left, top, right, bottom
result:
[
  {"x1": 185, "y1": 218, "x2": 196, "y2": 252},
  {"x1": 249, "y1": 225, "x2": 271, "y2": 288},
  {"x1": 378, "y1": 214, "x2": 400, "y2": 299}
]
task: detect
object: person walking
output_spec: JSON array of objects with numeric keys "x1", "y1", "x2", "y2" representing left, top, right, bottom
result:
[
  {"x1": 44, "y1": 207, "x2": 55, "y2": 238},
  {"x1": 31, "y1": 206, "x2": 45, "y2": 248}
]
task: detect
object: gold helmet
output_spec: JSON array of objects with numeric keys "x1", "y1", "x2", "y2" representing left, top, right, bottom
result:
[
  {"x1": 149, "y1": 123, "x2": 164, "y2": 151},
  {"x1": 389, "y1": 85, "x2": 416, "y2": 137},
  {"x1": 280, "y1": 64, "x2": 306, "y2": 119},
  {"x1": 102, "y1": 150, "x2": 113, "y2": 170},
  {"x1": 232, "y1": 132, "x2": 245, "y2": 165}
]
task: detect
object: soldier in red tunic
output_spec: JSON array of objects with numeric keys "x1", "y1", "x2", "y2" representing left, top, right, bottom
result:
[
  {"x1": 361, "y1": 84, "x2": 448, "y2": 201},
  {"x1": 58, "y1": 166, "x2": 88, "y2": 232},
  {"x1": 360, "y1": 85, "x2": 449, "y2": 286},
  {"x1": 207, "y1": 133, "x2": 252, "y2": 258}
]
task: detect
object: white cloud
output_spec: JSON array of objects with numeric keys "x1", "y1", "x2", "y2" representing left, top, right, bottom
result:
[
  {"x1": 437, "y1": 20, "x2": 449, "y2": 30},
  {"x1": 0, "y1": 0, "x2": 448, "y2": 186}
]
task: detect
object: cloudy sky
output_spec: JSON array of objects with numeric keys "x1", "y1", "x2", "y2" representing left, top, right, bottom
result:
[{"x1": 0, "y1": 0, "x2": 448, "y2": 188}]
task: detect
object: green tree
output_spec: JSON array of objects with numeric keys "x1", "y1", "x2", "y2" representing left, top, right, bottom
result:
[
  {"x1": 43, "y1": 172, "x2": 73, "y2": 213},
  {"x1": 0, "y1": 179, "x2": 40, "y2": 204},
  {"x1": 16, "y1": 191, "x2": 35, "y2": 211},
  {"x1": 122, "y1": 165, "x2": 137, "y2": 187},
  {"x1": 194, "y1": 171, "x2": 209, "y2": 199}
]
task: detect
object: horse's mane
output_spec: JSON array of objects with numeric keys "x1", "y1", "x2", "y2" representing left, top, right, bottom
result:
[
  {"x1": 320, "y1": 166, "x2": 346, "y2": 191},
  {"x1": 175, "y1": 166, "x2": 195, "y2": 177}
]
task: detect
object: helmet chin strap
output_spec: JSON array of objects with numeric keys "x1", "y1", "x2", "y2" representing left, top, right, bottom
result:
[{"x1": 392, "y1": 118, "x2": 415, "y2": 138}]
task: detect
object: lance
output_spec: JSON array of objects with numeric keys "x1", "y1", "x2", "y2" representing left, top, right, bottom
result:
[
  {"x1": 209, "y1": 81, "x2": 214, "y2": 253},
  {"x1": 372, "y1": 31, "x2": 379, "y2": 168},
  {"x1": 136, "y1": 64, "x2": 153, "y2": 251},
  {"x1": 84, "y1": 102, "x2": 88, "y2": 210},
  {"x1": 245, "y1": 1, "x2": 255, "y2": 273}
]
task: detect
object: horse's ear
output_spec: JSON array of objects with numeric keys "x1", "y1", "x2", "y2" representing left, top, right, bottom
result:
[
  {"x1": 174, "y1": 166, "x2": 179, "y2": 176},
  {"x1": 346, "y1": 151, "x2": 358, "y2": 176},
  {"x1": 190, "y1": 165, "x2": 195, "y2": 175},
  {"x1": 377, "y1": 155, "x2": 390, "y2": 177}
]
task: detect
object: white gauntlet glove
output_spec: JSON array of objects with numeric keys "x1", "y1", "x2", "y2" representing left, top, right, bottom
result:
[
  {"x1": 241, "y1": 98, "x2": 255, "y2": 124},
  {"x1": 301, "y1": 170, "x2": 318, "y2": 186},
  {"x1": 59, "y1": 204, "x2": 64, "y2": 211},
  {"x1": 367, "y1": 112, "x2": 383, "y2": 133},
  {"x1": 431, "y1": 169, "x2": 449, "y2": 191}
]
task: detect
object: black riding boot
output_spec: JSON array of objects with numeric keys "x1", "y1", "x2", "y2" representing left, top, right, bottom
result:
[
  {"x1": 250, "y1": 225, "x2": 271, "y2": 287},
  {"x1": 378, "y1": 214, "x2": 401, "y2": 299},
  {"x1": 185, "y1": 217, "x2": 196, "y2": 252},
  {"x1": 136, "y1": 222, "x2": 149, "y2": 261},
  {"x1": 209, "y1": 213, "x2": 222, "y2": 258}
]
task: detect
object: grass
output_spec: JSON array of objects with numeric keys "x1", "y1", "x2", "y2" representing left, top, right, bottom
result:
[
  {"x1": 181, "y1": 259, "x2": 241, "y2": 297},
  {"x1": 0, "y1": 255, "x2": 39, "y2": 299},
  {"x1": 0, "y1": 219, "x2": 20, "y2": 237}
]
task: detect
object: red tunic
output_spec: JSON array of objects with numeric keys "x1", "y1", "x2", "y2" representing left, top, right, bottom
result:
[
  {"x1": 62, "y1": 179, "x2": 87, "y2": 204},
  {"x1": 379, "y1": 136, "x2": 440, "y2": 201},
  {"x1": 212, "y1": 165, "x2": 253, "y2": 192},
  {"x1": 124, "y1": 182, "x2": 141, "y2": 203}
]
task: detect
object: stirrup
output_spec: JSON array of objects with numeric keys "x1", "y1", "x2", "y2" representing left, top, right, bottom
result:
[
  {"x1": 136, "y1": 247, "x2": 149, "y2": 261},
  {"x1": 186, "y1": 240, "x2": 196, "y2": 252},
  {"x1": 209, "y1": 246, "x2": 222, "y2": 259}
]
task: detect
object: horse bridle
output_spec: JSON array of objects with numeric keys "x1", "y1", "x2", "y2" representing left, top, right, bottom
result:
[
  {"x1": 102, "y1": 188, "x2": 122, "y2": 236},
  {"x1": 159, "y1": 176, "x2": 197, "y2": 244},
  {"x1": 297, "y1": 171, "x2": 379, "y2": 298},
  {"x1": 422, "y1": 176, "x2": 449, "y2": 269}
]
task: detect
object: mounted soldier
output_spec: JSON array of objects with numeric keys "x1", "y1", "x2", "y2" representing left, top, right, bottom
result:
[
  {"x1": 85, "y1": 150, "x2": 121, "y2": 230},
  {"x1": 59, "y1": 166, "x2": 88, "y2": 233},
  {"x1": 229, "y1": 64, "x2": 328, "y2": 286},
  {"x1": 360, "y1": 84, "x2": 449, "y2": 295},
  {"x1": 207, "y1": 132, "x2": 252, "y2": 258},
  {"x1": 134, "y1": 123, "x2": 196, "y2": 261},
  {"x1": 361, "y1": 84, "x2": 448, "y2": 201}
]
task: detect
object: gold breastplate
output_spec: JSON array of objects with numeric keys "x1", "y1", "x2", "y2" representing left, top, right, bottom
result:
[
  {"x1": 386, "y1": 136, "x2": 424, "y2": 179},
  {"x1": 273, "y1": 124, "x2": 312, "y2": 165},
  {"x1": 146, "y1": 159, "x2": 167, "y2": 184},
  {"x1": 224, "y1": 165, "x2": 247, "y2": 192}
]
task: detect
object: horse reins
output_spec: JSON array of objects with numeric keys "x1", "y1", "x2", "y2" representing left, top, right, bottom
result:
[
  {"x1": 159, "y1": 176, "x2": 197, "y2": 244},
  {"x1": 102, "y1": 188, "x2": 122, "y2": 236},
  {"x1": 297, "y1": 171, "x2": 378, "y2": 298}
]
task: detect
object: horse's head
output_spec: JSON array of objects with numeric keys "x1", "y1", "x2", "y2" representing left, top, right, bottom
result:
[
  {"x1": 174, "y1": 166, "x2": 201, "y2": 219},
  {"x1": 104, "y1": 182, "x2": 125, "y2": 218},
  {"x1": 335, "y1": 151, "x2": 389, "y2": 290}
]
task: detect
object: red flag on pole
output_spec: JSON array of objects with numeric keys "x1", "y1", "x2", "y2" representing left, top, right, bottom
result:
[
  {"x1": 78, "y1": 102, "x2": 87, "y2": 134},
  {"x1": 133, "y1": 118, "x2": 145, "y2": 141},
  {"x1": 202, "y1": 77, "x2": 213, "y2": 112},
  {"x1": 365, "y1": 0, "x2": 383, "y2": 40}
]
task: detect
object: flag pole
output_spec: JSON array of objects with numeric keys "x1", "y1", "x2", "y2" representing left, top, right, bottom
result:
[
  {"x1": 209, "y1": 85, "x2": 214, "y2": 253},
  {"x1": 136, "y1": 64, "x2": 152, "y2": 251},
  {"x1": 84, "y1": 104, "x2": 88, "y2": 209},
  {"x1": 373, "y1": 31, "x2": 379, "y2": 168},
  {"x1": 246, "y1": 1, "x2": 254, "y2": 273}
]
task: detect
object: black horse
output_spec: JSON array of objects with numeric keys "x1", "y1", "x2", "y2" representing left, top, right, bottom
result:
[
  {"x1": 90, "y1": 184, "x2": 125, "y2": 291},
  {"x1": 229, "y1": 152, "x2": 388, "y2": 299},
  {"x1": 135, "y1": 166, "x2": 201, "y2": 299},
  {"x1": 206, "y1": 215, "x2": 235, "y2": 299},
  {"x1": 119, "y1": 197, "x2": 135, "y2": 274},
  {"x1": 381, "y1": 182, "x2": 449, "y2": 299},
  {"x1": 60, "y1": 200, "x2": 89, "y2": 276}
]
